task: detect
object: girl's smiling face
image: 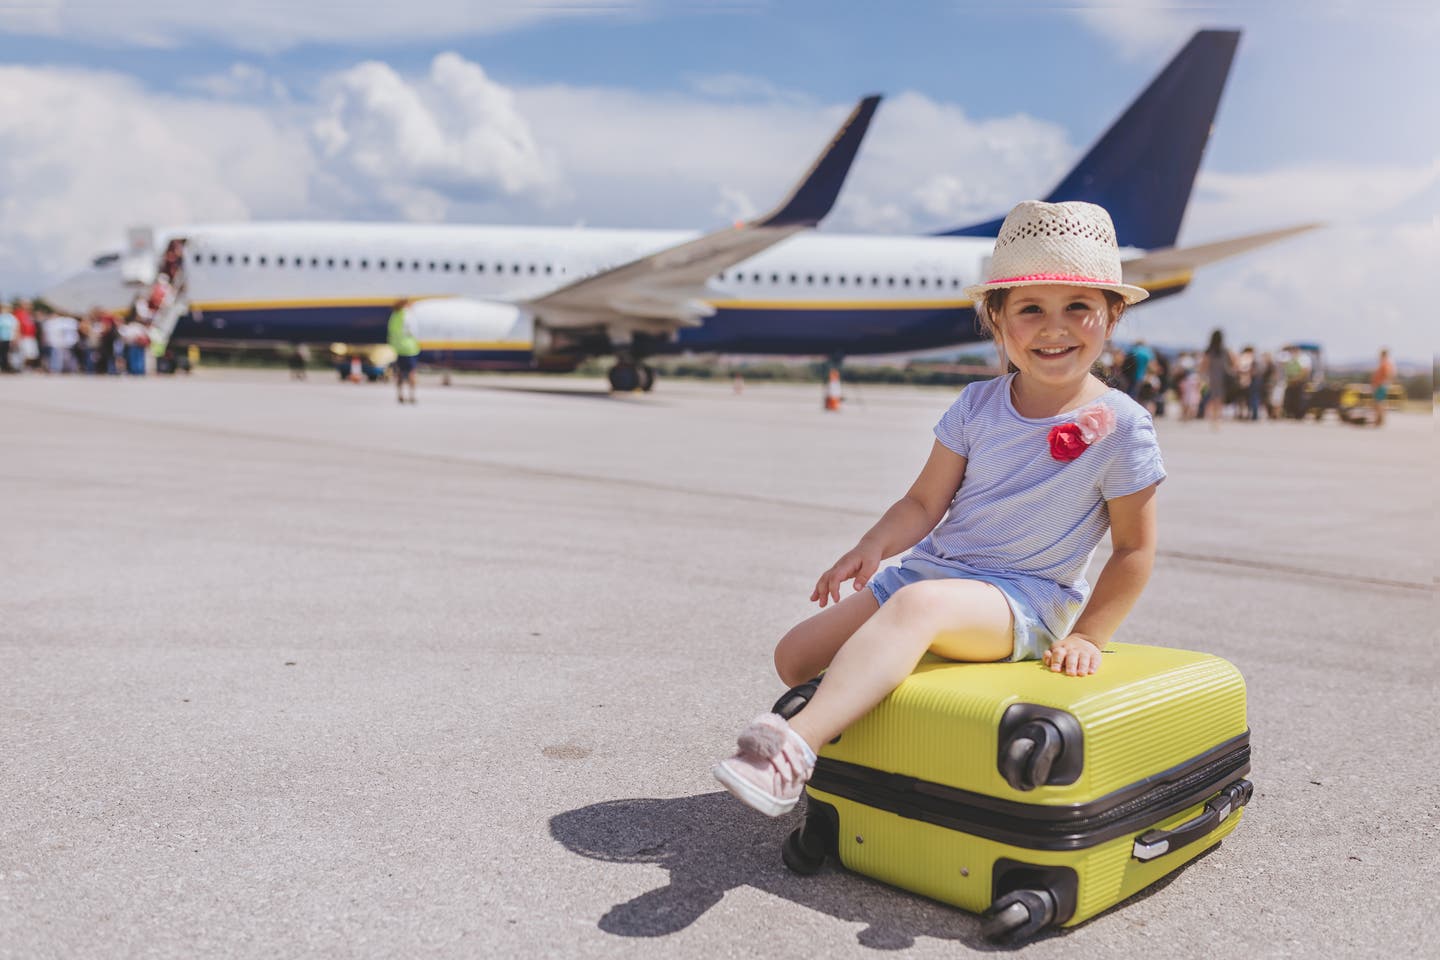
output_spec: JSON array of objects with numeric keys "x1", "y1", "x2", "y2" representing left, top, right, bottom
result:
[{"x1": 994, "y1": 284, "x2": 1118, "y2": 390}]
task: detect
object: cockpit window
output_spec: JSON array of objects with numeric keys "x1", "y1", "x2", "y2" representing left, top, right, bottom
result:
[{"x1": 91, "y1": 253, "x2": 121, "y2": 268}]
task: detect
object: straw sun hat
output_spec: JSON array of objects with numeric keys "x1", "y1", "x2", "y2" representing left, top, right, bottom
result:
[{"x1": 962, "y1": 200, "x2": 1149, "y2": 305}]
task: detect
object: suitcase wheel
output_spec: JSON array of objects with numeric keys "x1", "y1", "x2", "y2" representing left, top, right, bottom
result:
[
  {"x1": 980, "y1": 887, "x2": 1058, "y2": 944},
  {"x1": 781, "y1": 825, "x2": 827, "y2": 875}
]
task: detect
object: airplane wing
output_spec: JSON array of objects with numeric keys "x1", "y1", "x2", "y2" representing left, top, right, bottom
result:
[
  {"x1": 1122, "y1": 223, "x2": 1321, "y2": 284},
  {"x1": 523, "y1": 95, "x2": 881, "y2": 332}
]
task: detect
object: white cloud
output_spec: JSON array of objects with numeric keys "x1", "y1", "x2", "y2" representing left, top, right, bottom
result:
[
  {"x1": 509, "y1": 85, "x2": 1071, "y2": 233},
  {"x1": 0, "y1": 65, "x2": 311, "y2": 283},
  {"x1": 1184, "y1": 161, "x2": 1440, "y2": 237},
  {"x1": 312, "y1": 53, "x2": 559, "y2": 221},
  {"x1": 185, "y1": 63, "x2": 290, "y2": 102},
  {"x1": 0, "y1": 0, "x2": 637, "y2": 52},
  {"x1": 1065, "y1": 0, "x2": 1219, "y2": 59}
]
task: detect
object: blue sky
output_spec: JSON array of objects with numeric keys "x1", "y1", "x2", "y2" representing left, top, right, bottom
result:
[{"x1": 1, "y1": 1, "x2": 1435, "y2": 362}]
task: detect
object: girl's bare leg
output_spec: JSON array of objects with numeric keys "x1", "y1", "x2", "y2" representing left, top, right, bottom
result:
[
  {"x1": 773, "y1": 589, "x2": 880, "y2": 687},
  {"x1": 786, "y1": 579, "x2": 1013, "y2": 753}
]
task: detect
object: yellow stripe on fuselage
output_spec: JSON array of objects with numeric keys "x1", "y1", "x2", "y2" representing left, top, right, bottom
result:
[
  {"x1": 417, "y1": 341, "x2": 531, "y2": 351},
  {"x1": 191, "y1": 296, "x2": 401, "y2": 311}
]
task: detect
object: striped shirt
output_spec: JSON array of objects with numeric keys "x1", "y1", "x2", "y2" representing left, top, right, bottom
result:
[{"x1": 907, "y1": 374, "x2": 1166, "y2": 638}]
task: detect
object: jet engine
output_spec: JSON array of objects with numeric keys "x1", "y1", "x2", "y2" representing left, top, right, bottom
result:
[{"x1": 403, "y1": 297, "x2": 533, "y2": 348}]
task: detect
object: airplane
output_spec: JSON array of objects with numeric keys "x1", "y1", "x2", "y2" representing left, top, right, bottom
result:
[{"x1": 43, "y1": 29, "x2": 1314, "y2": 393}]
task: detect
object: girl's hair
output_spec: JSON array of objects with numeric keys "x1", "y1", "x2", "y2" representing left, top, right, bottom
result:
[
  {"x1": 976, "y1": 287, "x2": 1126, "y2": 371},
  {"x1": 1207, "y1": 329, "x2": 1224, "y2": 352}
]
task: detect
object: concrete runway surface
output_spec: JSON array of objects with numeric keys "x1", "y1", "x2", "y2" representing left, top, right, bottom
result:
[{"x1": 1, "y1": 370, "x2": 1434, "y2": 959}]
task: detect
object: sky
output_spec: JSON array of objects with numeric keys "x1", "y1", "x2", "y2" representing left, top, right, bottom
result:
[{"x1": 0, "y1": 0, "x2": 1435, "y2": 364}]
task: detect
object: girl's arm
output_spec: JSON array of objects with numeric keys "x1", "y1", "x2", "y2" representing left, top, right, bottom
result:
[
  {"x1": 812, "y1": 440, "x2": 966, "y2": 606},
  {"x1": 1043, "y1": 483, "x2": 1159, "y2": 676}
]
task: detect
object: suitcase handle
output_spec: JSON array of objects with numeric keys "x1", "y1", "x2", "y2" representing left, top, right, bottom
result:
[{"x1": 1131, "y1": 779, "x2": 1253, "y2": 862}]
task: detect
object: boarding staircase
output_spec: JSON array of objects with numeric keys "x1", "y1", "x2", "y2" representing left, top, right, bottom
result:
[{"x1": 120, "y1": 226, "x2": 189, "y2": 354}]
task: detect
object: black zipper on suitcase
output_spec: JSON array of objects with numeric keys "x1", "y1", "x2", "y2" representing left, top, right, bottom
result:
[{"x1": 808, "y1": 733, "x2": 1250, "y2": 852}]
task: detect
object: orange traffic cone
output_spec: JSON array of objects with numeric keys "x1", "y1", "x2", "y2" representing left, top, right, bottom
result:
[
  {"x1": 824, "y1": 368, "x2": 843, "y2": 411},
  {"x1": 348, "y1": 356, "x2": 363, "y2": 383}
]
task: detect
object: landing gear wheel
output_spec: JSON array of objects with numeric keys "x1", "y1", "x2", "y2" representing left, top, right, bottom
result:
[
  {"x1": 781, "y1": 825, "x2": 826, "y2": 875},
  {"x1": 608, "y1": 362, "x2": 640, "y2": 392},
  {"x1": 638, "y1": 364, "x2": 656, "y2": 392},
  {"x1": 981, "y1": 888, "x2": 1058, "y2": 944}
]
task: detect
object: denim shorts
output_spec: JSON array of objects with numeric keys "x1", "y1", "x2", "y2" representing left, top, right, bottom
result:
[{"x1": 867, "y1": 556, "x2": 1056, "y2": 662}]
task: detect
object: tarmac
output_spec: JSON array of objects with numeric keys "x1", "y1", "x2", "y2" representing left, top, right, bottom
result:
[{"x1": 1, "y1": 368, "x2": 1434, "y2": 959}]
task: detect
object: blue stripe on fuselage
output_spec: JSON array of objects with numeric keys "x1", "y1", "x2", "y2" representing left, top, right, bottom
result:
[{"x1": 175, "y1": 303, "x2": 392, "y2": 344}]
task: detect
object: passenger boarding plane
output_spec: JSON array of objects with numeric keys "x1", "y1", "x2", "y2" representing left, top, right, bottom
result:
[{"x1": 45, "y1": 30, "x2": 1313, "y2": 392}]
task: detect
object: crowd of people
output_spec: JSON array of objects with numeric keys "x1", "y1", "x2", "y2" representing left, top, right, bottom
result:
[
  {"x1": 0, "y1": 298, "x2": 165, "y2": 376},
  {"x1": 1096, "y1": 329, "x2": 1399, "y2": 428},
  {"x1": 1, "y1": 242, "x2": 186, "y2": 377}
]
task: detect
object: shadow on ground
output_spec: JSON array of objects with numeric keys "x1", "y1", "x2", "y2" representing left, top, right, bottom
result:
[
  {"x1": 550, "y1": 792, "x2": 1216, "y2": 951},
  {"x1": 550, "y1": 791, "x2": 996, "y2": 950}
]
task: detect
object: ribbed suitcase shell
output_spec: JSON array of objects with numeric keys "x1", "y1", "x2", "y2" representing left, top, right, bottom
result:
[{"x1": 803, "y1": 642, "x2": 1249, "y2": 927}]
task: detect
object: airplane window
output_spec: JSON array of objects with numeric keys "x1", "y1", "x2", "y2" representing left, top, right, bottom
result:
[
  {"x1": 225, "y1": 254, "x2": 234, "y2": 265},
  {"x1": 789, "y1": 273, "x2": 798, "y2": 284},
  {"x1": 378, "y1": 259, "x2": 387, "y2": 270},
  {"x1": 886, "y1": 277, "x2": 895, "y2": 286},
  {"x1": 805, "y1": 274, "x2": 814, "y2": 285},
  {"x1": 326, "y1": 258, "x2": 334, "y2": 268},
  {"x1": 544, "y1": 265, "x2": 552, "y2": 275},
  {"x1": 734, "y1": 273, "x2": 743, "y2": 283},
  {"x1": 412, "y1": 260, "x2": 421, "y2": 271},
  {"x1": 192, "y1": 252, "x2": 202, "y2": 264},
  {"x1": 243, "y1": 255, "x2": 251, "y2": 265},
  {"x1": 311, "y1": 257, "x2": 319, "y2": 268},
  {"x1": 495, "y1": 264, "x2": 503, "y2": 273},
  {"x1": 770, "y1": 273, "x2": 780, "y2": 283},
  {"x1": 477, "y1": 263, "x2": 485, "y2": 273},
  {"x1": 903, "y1": 277, "x2": 912, "y2": 287},
  {"x1": 511, "y1": 264, "x2": 520, "y2": 274},
  {"x1": 528, "y1": 264, "x2": 536, "y2": 274},
  {"x1": 208, "y1": 254, "x2": 218, "y2": 265},
  {"x1": 294, "y1": 257, "x2": 303, "y2": 269},
  {"x1": 258, "y1": 256, "x2": 268, "y2": 266},
  {"x1": 359, "y1": 259, "x2": 369, "y2": 269},
  {"x1": 342, "y1": 258, "x2": 351, "y2": 268},
  {"x1": 871, "y1": 276, "x2": 880, "y2": 286},
  {"x1": 837, "y1": 275, "x2": 846, "y2": 286},
  {"x1": 821, "y1": 274, "x2": 831, "y2": 285},
  {"x1": 277, "y1": 256, "x2": 287, "y2": 268},
  {"x1": 752, "y1": 273, "x2": 762, "y2": 283},
  {"x1": 458, "y1": 263, "x2": 466, "y2": 273},
  {"x1": 918, "y1": 277, "x2": 927, "y2": 288},
  {"x1": 855, "y1": 276, "x2": 864, "y2": 286},
  {"x1": 443, "y1": 262, "x2": 452, "y2": 272}
]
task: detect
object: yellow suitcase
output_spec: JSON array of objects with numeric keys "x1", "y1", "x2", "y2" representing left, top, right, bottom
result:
[{"x1": 773, "y1": 642, "x2": 1252, "y2": 943}]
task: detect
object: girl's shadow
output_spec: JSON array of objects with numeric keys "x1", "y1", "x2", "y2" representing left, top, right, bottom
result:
[
  {"x1": 549, "y1": 792, "x2": 1208, "y2": 950},
  {"x1": 549, "y1": 792, "x2": 996, "y2": 950}
]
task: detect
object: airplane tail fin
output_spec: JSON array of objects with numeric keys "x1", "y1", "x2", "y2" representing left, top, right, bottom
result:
[
  {"x1": 938, "y1": 29, "x2": 1240, "y2": 250},
  {"x1": 1121, "y1": 223, "x2": 1321, "y2": 287}
]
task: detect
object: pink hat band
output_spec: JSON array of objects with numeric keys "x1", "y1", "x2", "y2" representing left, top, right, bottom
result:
[{"x1": 988, "y1": 273, "x2": 1118, "y2": 285}]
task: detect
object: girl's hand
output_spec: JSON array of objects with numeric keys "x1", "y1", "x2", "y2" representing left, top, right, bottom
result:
[
  {"x1": 1043, "y1": 635, "x2": 1103, "y2": 676},
  {"x1": 811, "y1": 543, "x2": 883, "y2": 607}
]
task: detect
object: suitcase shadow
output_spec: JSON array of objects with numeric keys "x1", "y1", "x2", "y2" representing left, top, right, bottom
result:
[{"x1": 549, "y1": 791, "x2": 1000, "y2": 950}]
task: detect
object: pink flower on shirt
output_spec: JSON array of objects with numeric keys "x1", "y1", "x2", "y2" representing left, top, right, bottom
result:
[{"x1": 1074, "y1": 403, "x2": 1117, "y2": 445}]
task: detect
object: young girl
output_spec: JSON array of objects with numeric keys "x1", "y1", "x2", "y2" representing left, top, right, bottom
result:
[{"x1": 714, "y1": 200, "x2": 1166, "y2": 816}]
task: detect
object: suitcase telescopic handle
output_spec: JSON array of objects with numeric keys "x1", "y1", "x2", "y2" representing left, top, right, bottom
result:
[{"x1": 1131, "y1": 779, "x2": 1254, "y2": 862}]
